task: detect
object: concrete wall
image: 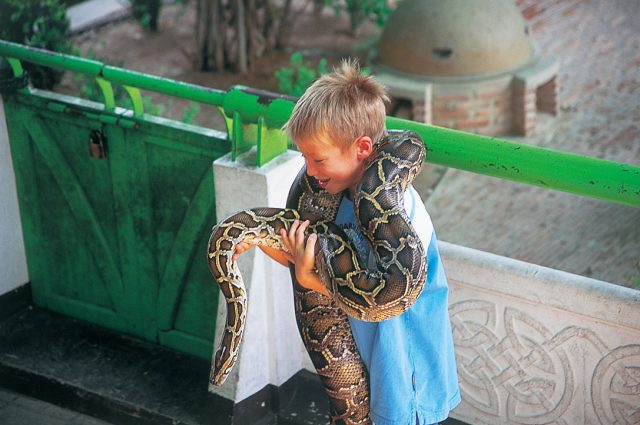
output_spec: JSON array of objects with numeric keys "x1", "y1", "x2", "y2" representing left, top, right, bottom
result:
[
  {"x1": 0, "y1": 96, "x2": 29, "y2": 296},
  {"x1": 441, "y1": 241, "x2": 640, "y2": 425}
]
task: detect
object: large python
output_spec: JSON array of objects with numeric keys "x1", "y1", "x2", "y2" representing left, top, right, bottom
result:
[{"x1": 207, "y1": 130, "x2": 427, "y2": 424}]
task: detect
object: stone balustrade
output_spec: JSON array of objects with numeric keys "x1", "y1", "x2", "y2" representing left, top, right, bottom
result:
[{"x1": 441, "y1": 242, "x2": 640, "y2": 425}]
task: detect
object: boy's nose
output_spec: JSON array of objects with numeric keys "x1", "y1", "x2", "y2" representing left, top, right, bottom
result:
[{"x1": 305, "y1": 160, "x2": 317, "y2": 176}]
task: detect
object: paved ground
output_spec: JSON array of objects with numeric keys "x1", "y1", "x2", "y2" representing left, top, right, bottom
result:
[
  {"x1": 0, "y1": 387, "x2": 115, "y2": 425},
  {"x1": 424, "y1": 0, "x2": 640, "y2": 288}
]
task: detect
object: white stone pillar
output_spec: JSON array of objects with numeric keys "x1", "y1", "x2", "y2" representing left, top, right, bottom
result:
[
  {"x1": 0, "y1": 95, "x2": 29, "y2": 296},
  {"x1": 211, "y1": 148, "x2": 313, "y2": 403}
]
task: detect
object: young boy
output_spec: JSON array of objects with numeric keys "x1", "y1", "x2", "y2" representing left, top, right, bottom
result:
[{"x1": 235, "y1": 60, "x2": 460, "y2": 425}]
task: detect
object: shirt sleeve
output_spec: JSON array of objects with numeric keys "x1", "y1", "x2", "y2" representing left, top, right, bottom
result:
[{"x1": 403, "y1": 185, "x2": 434, "y2": 252}]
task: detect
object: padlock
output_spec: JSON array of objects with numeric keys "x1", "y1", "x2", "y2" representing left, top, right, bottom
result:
[{"x1": 89, "y1": 129, "x2": 107, "y2": 159}]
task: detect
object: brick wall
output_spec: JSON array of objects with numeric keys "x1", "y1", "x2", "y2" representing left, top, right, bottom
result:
[
  {"x1": 516, "y1": 0, "x2": 585, "y2": 33},
  {"x1": 382, "y1": 0, "x2": 567, "y2": 136},
  {"x1": 431, "y1": 80, "x2": 513, "y2": 136},
  {"x1": 515, "y1": 0, "x2": 585, "y2": 54}
]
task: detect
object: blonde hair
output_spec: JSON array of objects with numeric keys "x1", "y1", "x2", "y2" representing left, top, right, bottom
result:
[{"x1": 283, "y1": 58, "x2": 389, "y2": 148}]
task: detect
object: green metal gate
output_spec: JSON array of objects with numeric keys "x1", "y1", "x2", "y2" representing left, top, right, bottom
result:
[
  {"x1": 5, "y1": 90, "x2": 227, "y2": 358},
  {"x1": 1, "y1": 40, "x2": 294, "y2": 359}
]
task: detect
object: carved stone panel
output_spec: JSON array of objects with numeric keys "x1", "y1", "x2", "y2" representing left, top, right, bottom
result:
[{"x1": 440, "y1": 242, "x2": 640, "y2": 425}]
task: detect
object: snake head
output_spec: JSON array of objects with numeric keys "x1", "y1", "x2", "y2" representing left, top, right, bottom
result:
[{"x1": 209, "y1": 347, "x2": 236, "y2": 387}]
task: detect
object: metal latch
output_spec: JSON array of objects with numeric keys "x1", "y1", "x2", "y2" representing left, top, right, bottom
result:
[{"x1": 89, "y1": 129, "x2": 107, "y2": 159}]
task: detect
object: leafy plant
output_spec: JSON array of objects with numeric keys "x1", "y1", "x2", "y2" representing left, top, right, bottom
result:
[
  {"x1": 181, "y1": 101, "x2": 202, "y2": 124},
  {"x1": 632, "y1": 261, "x2": 640, "y2": 291},
  {"x1": 275, "y1": 52, "x2": 329, "y2": 97},
  {"x1": 131, "y1": 0, "x2": 162, "y2": 31},
  {"x1": 321, "y1": 0, "x2": 393, "y2": 33},
  {"x1": 0, "y1": 0, "x2": 72, "y2": 89}
]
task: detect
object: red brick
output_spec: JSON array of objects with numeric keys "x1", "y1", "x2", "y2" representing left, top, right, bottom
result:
[
  {"x1": 456, "y1": 119, "x2": 491, "y2": 129},
  {"x1": 610, "y1": 127, "x2": 638, "y2": 144},
  {"x1": 432, "y1": 120, "x2": 456, "y2": 129},
  {"x1": 477, "y1": 125, "x2": 509, "y2": 136},
  {"x1": 477, "y1": 89, "x2": 509, "y2": 99},
  {"x1": 522, "y1": 4, "x2": 539, "y2": 20},
  {"x1": 434, "y1": 93, "x2": 470, "y2": 101},
  {"x1": 532, "y1": 20, "x2": 547, "y2": 33},
  {"x1": 474, "y1": 109, "x2": 492, "y2": 118},
  {"x1": 434, "y1": 111, "x2": 470, "y2": 120},
  {"x1": 466, "y1": 99, "x2": 493, "y2": 109},
  {"x1": 494, "y1": 97, "x2": 512, "y2": 107},
  {"x1": 561, "y1": 3, "x2": 578, "y2": 16},
  {"x1": 582, "y1": 79, "x2": 601, "y2": 92},
  {"x1": 434, "y1": 102, "x2": 467, "y2": 113},
  {"x1": 616, "y1": 79, "x2": 639, "y2": 93}
]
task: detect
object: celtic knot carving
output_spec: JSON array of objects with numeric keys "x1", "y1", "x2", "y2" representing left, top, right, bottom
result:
[
  {"x1": 592, "y1": 345, "x2": 640, "y2": 425},
  {"x1": 449, "y1": 299, "x2": 640, "y2": 425}
]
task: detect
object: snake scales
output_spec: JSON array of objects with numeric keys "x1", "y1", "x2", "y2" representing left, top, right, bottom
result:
[{"x1": 207, "y1": 130, "x2": 427, "y2": 424}]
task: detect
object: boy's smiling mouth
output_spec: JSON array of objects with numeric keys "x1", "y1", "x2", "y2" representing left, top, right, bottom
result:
[{"x1": 317, "y1": 178, "x2": 330, "y2": 188}]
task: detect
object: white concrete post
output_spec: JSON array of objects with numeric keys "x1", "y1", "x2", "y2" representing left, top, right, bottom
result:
[
  {"x1": 0, "y1": 95, "x2": 29, "y2": 296},
  {"x1": 210, "y1": 148, "x2": 314, "y2": 403}
]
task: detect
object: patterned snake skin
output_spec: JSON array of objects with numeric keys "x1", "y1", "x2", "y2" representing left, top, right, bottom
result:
[{"x1": 207, "y1": 130, "x2": 427, "y2": 424}]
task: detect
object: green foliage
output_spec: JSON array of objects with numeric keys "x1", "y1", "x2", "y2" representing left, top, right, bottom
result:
[
  {"x1": 632, "y1": 261, "x2": 640, "y2": 291},
  {"x1": 321, "y1": 0, "x2": 393, "y2": 32},
  {"x1": 0, "y1": 0, "x2": 72, "y2": 89},
  {"x1": 131, "y1": 0, "x2": 162, "y2": 31},
  {"x1": 181, "y1": 101, "x2": 202, "y2": 125},
  {"x1": 57, "y1": 0, "x2": 86, "y2": 6},
  {"x1": 275, "y1": 52, "x2": 329, "y2": 97}
]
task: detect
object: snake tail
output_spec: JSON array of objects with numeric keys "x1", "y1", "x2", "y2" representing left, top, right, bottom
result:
[{"x1": 207, "y1": 207, "x2": 300, "y2": 386}]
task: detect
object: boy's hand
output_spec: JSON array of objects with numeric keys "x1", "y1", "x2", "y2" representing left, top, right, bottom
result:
[
  {"x1": 280, "y1": 219, "x2": 316, "y2": 275},
  {"x1": 232, "y1": 241, "x2": 252, "y2": 262},
  {"x1": 280, "y1": 220, "x2": 328, "y2": 296},
  {"x1": 230, "y1": 219, "x2": 328, "y2": 296}
]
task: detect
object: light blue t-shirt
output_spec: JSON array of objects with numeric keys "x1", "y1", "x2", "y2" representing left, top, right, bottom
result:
[{"x1": 335, "y1": 185, "x2": 460, "y2": 425}]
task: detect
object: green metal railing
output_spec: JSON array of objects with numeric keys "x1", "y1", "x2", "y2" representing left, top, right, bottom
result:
[
  {"x1": 0, "y1": 40, "x2": 293, "y2": 166},
  {"x1": 388, "y1": 118, "x2": 640, "y2": 208},
  {"x1": 1, "y1": 39, "x2": 638, "y2": 208}
]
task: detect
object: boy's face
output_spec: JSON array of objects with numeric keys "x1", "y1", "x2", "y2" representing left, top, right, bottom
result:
[{"x1": 296, "y1": 132, "x2": 373, "y2": 196}]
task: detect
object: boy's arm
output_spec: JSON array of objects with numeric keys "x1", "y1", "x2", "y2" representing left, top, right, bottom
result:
[
  {"x1": 233, "y1": 243, "x2": 290, "y2": 267},
  {"x1": 232, "y1": 221, "x2": 330, "y2": 297}
]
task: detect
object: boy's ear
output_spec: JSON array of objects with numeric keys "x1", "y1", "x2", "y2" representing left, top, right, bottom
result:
[{"x1": 354, "y1": 136, "x2": 373, "y2": 159}]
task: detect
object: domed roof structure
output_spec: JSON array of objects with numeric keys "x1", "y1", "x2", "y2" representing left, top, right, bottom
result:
[{"x1": 377, "y1": 0, "x2": 535, "y2": 77}]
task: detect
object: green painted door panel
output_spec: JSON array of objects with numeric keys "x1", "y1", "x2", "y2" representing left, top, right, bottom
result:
[
  {"x1": 7, "y1": 101, "x2": 127, "y2": 333},
  {"x1": 5, "y1": 91, "x2": 229, "y2": 358}
]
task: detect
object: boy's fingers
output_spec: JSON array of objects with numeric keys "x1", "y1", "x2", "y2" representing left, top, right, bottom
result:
[
  {"x1": 297, "y1": 234, "x2": 317, "y2": 272},
  {"x1": 280, "y1": 228, "x2": 291, "y2": 252},
  {"x1": 288, "y1": 219, "x2": 299, "y2": 245},
  {"x1": 283, "y1": 252, "x2": 294, "y2": 264},
  {"x1": 296, "y1": 220, "x2": 309, "y2": 252},
  {"x1": 232, "y1": 242, "x2": 248, "y2": 262},
  {"x1": 305, "y1": 233, "x2": 317, "y2": 256}
]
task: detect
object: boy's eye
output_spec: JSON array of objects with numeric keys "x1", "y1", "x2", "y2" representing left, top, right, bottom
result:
[{"x1": 314, "y1": 159, "x2": 325, "y2": 164}]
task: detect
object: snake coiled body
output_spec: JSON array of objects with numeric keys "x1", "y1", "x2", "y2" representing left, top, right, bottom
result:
[{"x1": 207, "y1": 130, "x2": 426, "y2": 424}]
